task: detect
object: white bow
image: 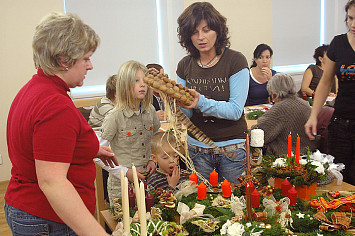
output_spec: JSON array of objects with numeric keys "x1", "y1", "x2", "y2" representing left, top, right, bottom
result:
[{"x1": 177, "y1": 202, "x2": 206, "y2": 224}]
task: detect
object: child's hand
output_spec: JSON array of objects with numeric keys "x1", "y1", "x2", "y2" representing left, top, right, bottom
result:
[
  {"x1": 167, "y1": 166, "x2": 180, "y2": 188},
  {"x1": 146, "y1": 160, "x2": 156, "y2": 177},
  {"x1": 156, "y1": 110, "x2": 166, "y2": 121}
]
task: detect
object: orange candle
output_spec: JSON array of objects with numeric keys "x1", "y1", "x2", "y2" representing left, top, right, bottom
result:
[
  {"x1": 221, "y1": 179, "x2": 231, "y2": 197},
  {"x1": 210, "y1": 170, "x2": 218, "y2": 187},
  {"x1": 295, "y1": 136, "x2": 300, "y2": 164},
  {"x1": 197, "y1": 182, "x2": 207, "y2": 200},
  {"x1": 251, "y1": 189, "x2": 260, "y2": 208},
  {"x1": 288, "y1": 132, "x2": 292, "y2": 157},
  {"x1": 281, "y1": 178, "x2": 291, "y2": 196},
  {"x1": 189, "y1": 172, "x2": 198, "y2": 185},
  {"x1": 288, "y1": 186, "x2": 298, "y2": 206},
  {"x1": 246, "y1": 133, "x2": 251, "y2": 175}
]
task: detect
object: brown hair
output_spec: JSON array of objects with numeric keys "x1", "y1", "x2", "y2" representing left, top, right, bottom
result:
[
  {"x1": 106, "y1": 75, "x2": 117, "y2": 100},
  {"x1": 345, "y1": 0, "x2": 355, "y2": 22},
  {"x1": 177, "y1": 2, "x2": 230, "y2": 58}
]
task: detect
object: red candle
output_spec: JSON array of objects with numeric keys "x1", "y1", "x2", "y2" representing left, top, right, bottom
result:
[
  {"x1": 189, "y1": 172, "x2": 198, "y2": 185},
  {"x1": 248, "y1": 181, "x2": 255, "y2": 193},
  {"x1": 281, "y1": 178, "x2": 292, "y2": 196},
  {"x1": 221, "y1": 179, "x2": 231, "y2": 197},
  {"x1": 295, "y1": 136, "x2": 300, "y2": 164},
  {"x1": 128, "y1": 185, "x2": 135, "y2": 208},
  {"x1": 210, "y1": 170, "x2": 218, "y2": 187},
  {"x1": 145, "y1": 190, "x2": 154, "y2": 212},
  {"x1": 288, "y1": 132, "x2": 292, "y2": 157},
  {"x1": 251, "y1": 189, "x2": 260, "y2": 208},
  {"x1": 197, "y1": 182, "x2": 207, "y2": 200},
  {"x1": 246, "y1": 133, "x2": 251, "y2": 175},
  {"x1": 245, "y1": 183, "x2": 252, "y2": 221},
  {"x1": 288, "y1": 186, "x2": 298, "y2": 206}
]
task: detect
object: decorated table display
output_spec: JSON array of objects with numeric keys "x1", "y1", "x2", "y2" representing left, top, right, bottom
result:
[
  {"x1": 110, "y1": 146, "x2": 352, "y2": 235},
  {"x1": 107, "y1": 69, "x2": 352, "y2": 235}
]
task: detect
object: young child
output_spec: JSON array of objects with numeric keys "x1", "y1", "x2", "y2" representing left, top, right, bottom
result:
[
  {"x1": 88, "y1": 74, "x2": 117, "y2": 128},
  {"x1": 100, "y1": 60, "x2": 160, "y2": 206},
  {"x1": 147, "y1": 131, "x2": 189, "y2": 191}
]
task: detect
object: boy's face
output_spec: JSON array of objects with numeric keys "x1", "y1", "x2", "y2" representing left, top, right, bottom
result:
[{"x1": 152, "y1": 143, "x2": 179, "y2": 175}]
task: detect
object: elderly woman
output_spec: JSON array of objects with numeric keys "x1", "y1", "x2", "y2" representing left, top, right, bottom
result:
[
  {"x1": 5, "y1": 12, "x2": 117, "y2": 235},
  {"x1": 251, "y1": 73, "x2": 318, "y2": 155}
]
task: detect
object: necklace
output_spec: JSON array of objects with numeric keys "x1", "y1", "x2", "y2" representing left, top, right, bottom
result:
[{"x1": 198, "y1": 54, "x2": 218, "y2": 68}]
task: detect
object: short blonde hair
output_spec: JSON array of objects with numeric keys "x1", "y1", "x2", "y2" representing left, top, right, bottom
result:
[
  {"x1": 267, "y1": 73, "x2": 297, "y2": 100},
  {"x1": 151, "y1": 132, "x2": 177, "y2": 156},
  {"x1": 32, "y1": 12, "x2": 100, "y2": 75},
  {"x1": 115, "y1": 60, "x2": 152, "y2": 111}
]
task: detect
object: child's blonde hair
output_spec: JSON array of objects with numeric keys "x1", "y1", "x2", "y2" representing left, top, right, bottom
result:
[
  {"x1": 151, "y1": 131, "x2": 177, "y2": 155},
  {"x1": 115, "y1": 60, "x2": 152, "y2": 111}
]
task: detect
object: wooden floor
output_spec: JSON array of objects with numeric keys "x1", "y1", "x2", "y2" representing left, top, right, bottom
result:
[{"x1": 0, "y1": 180, "x2": 11, "y2": 236}]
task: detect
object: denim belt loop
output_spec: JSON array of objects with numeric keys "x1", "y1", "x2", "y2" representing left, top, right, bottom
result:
[{"x1": 189, "y1": 142, "x2": 245, "y2": 155}]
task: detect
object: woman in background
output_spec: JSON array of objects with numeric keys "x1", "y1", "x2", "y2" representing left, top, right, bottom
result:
[
  {"x1": 252, "y1": 73, "x2": 317, "y2": 155},
  {"x1": 299, "y1": 44, "x2": 336, "y2": 97},
  {"x1": 245, "y1": 43, "x2": 277, "y2": 106},
  {"x1": 176, "y1": 2, "x2": 249, "y2": 183},
  {"x1": 5, "y1": 12, "x2": 117, "y2": 235},
  {"x1": 305, "y1": 0, "x2": 355, "y2": 185}
]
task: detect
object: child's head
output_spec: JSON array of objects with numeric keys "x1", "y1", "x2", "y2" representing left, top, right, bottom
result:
[
  {"x1": 116, "y1": 60, "x2": 152, "y2": 110},
  {"x1": 106, "y1": 74, "x2": 117, "y2": 102},
  {"x1": 151, "y1": 132, "x2": 180, "y2": 175}
]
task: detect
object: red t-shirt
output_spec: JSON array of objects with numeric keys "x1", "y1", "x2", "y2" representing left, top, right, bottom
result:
[{"x1": 5, "y1": 69, "x2": 99, "y2": 223}]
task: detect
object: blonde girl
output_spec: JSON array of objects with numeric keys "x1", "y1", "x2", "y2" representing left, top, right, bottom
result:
[{"x1": 101, "y1": 60, "x2": 160, "y2": 205}]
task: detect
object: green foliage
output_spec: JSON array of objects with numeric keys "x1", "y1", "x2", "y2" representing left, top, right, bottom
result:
[
  {"x1": 262, "y1": 152, "x2": 327, "y2": 186},
  {"x1": 246, "y1": 109, "x2": 266, "y2": 120},
  {"x1": 260, "y1": 224, "x2": 287, "y2": 236}
]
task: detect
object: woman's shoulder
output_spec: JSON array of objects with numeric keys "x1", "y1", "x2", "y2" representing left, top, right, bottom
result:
[
  {"x1": 222, "y1": 48, "x2": 248, "y2": 73},
  {"x1": 224, "y1": 48, "x2": 247, "y2": 61}
]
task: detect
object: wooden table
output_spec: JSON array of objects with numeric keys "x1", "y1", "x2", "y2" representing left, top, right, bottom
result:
[{"x1": 100, "y1": 179, "x2": 355, "y2": 233}]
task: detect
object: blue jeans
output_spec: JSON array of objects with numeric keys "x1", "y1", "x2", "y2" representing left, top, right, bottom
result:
[
  {"x1": 328, "y1": 116, "x2": 355, "y2": 185},
  {"x1": 4, "y1": 202, "x2": 77, "y2": 236},
  {"x1": 188, "y1": 145, "x2": 246, "y2": 184}
]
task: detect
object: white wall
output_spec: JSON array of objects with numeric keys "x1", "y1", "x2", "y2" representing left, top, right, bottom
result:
[{"x1": 0, "y1": 0, "x2": 64, "y2": 181}]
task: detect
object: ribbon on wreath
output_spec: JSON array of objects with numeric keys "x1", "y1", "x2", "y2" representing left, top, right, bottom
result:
[
  {"x1": 314, "y1": 212, "x2": 351, "y2": 231},
  {"x1": 263, "y1": 195, "x2": 290, "y2": 217},
  {"x1": 310, "y1": 194, "x2": 355, "y2": 213},
  {"x1": 234, "y1": 174, "x2": 258, "y2": 189},
  {"x1": 177, "y1": 202, "x2": 206, "y2": 224}
]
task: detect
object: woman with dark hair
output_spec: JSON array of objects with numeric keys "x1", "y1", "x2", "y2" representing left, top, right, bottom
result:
[
  {"x1": 245, "y1": 43, "x2": 277, "y2": 106},
  {"x1": 176, "y1": 2, "x2": 249, "y2": 183},
  {"x1": 305, "y1": 0, "x2": 355, "y2": 185},
  {"x1": 299, "y1": 44, "x2": 336, "y2": 97}
]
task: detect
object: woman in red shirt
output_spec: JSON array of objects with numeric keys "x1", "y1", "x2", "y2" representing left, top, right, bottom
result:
[{"x1": 5, "y1": 12, "x2": 117, "y2": 236}]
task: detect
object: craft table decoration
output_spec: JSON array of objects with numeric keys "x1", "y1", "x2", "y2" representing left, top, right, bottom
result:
[{"x1": 109, "y1": 69, "x2": 354, "y2": 235}]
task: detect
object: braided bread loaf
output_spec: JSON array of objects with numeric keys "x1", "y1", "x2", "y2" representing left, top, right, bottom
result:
[{"x1": 144, "y1": 68, "x2": 195, "y2": 106}]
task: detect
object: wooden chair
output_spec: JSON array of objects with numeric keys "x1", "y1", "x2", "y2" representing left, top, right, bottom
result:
[{"x1": 94, "y1": 163, "x2": 107, "y2": 228}]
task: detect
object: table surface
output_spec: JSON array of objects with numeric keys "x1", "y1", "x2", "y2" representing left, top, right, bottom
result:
[{"x1": 101, "y1": 179, "x2": 355, "y2": 232}]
